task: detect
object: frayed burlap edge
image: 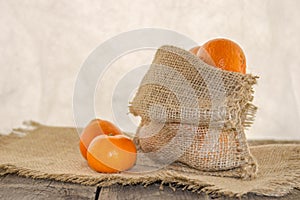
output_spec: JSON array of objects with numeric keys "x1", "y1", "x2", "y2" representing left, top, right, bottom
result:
[
  {"x1": 154, "y1": 45, "x2": 259, "y2": 129},
  {"x1": 0, "y1": 122, "x2": 300, "y2": 198},
  {"x1": 0, "y1": 144, "x2": 299, "y2": 198},
  {"x1": 251, "y1": 145, "x2": 300, "y2": 196},
  {"x1": 129, "y1": 45, "x2": 259, "y2": 129}
]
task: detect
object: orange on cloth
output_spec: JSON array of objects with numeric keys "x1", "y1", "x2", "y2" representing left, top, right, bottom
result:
[
  {"x1": 87, "y1": 135, "x2": 137, "y2": 173},
  {"x1": 79, "y1": 119, "x2": 122, "y2": 159}
]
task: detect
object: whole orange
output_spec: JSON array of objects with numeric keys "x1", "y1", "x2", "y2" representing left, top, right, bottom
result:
[
  {"x1": 87, "y1": 135, "x2": 137, "y2": 173},
  {"x1": 79, "y1": 119, "x2": 122, "y2": 160},
  {"x1": 197, "y1": 38, "x2": 246, "y2": 74}
]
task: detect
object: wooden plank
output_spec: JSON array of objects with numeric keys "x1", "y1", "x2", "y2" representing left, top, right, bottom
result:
[
  {"x1": 248, "y1": 140, "x2": 300, "y2": 146},
  {"x1": 98, "y1": 140, "x2": 300, "y2": 199},
  {"x1": 99, "y1": 184, "x2": 300, "y2": 200},
  {"x1": 1, "y1": 140, "x2": 300, "y2": 199},
  {"x1": 1, "y1": 174, "x2": 299, "y2": 200},
  {"x1": 0, "y1": 174, "x2": 96, "y2": 200},
  {"x1": 99, "y1": 183, "x2": 200, "y2": 200}
]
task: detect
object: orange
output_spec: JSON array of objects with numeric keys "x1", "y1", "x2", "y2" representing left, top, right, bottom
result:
[
  {"x1": 197, "y1": 38, "x2": 246, "y2": 74},
  {"x1": 87, "y1": 135, "x2": 137, "y2": 173},
  {"x1": 217, "y1": 131, "x2": 230, "y2": 155},
  {"x1": 95, "y1": 119, "x2": 122, "y2": 135},
  {"x1": 199, "y1": 129, "x2": 232, "y2": 166},
  {"x1": 189, "y1": 46, "x2": 200, "y2": 55},
  {"x1": 79, "y1": 119, "x2": 122, "y2": 160}
]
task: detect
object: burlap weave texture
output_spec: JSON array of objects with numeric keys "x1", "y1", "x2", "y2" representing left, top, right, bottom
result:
[{"x1": 130, "y1": 45, "x2": 258, "y2": 178}]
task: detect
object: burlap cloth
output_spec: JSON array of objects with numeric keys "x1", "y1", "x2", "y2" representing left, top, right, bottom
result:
[{"x1": 0, "y1": 122, "x2": 299, "y2": 198}]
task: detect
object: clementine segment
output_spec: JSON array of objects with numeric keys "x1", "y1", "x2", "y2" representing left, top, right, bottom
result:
[
  {"x1": 87, "y1": 135, "x2": 137, "y2": 173},
  {"x1": 197, "y1": 38, "x2": 246, "y2": 74}
]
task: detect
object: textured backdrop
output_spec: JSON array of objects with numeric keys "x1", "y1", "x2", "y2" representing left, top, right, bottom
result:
[{"x1": 0, "y1": 0, "x2": 299, "y2": 139}]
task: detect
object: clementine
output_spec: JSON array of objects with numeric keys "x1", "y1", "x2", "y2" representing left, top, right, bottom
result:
[
  {"x1": 197, "y1": 38, "x2": 246, "y2": 74},
  {"x1": 199, "y1": 129, "x2": 232, "y2": 165},
  {"x1": 189, "y1": 46, "x2": 200, "y2": 55},
  {"x1": 95, "y1": 119, "x2": 122, "y2": 135},
  {"x1": 79, "y1": 119, "x2": 122, "y2": 160},
  {"x1": 87, "y1": 135, "x2": 137, "y2": 173}
]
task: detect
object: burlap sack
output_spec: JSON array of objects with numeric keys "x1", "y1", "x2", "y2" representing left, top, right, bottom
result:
[
  {"x1": 135, "y1": 122, "x2": 257, "y2": 179},
  {"x1": 130, "y1": 45, "x2": 258, "y2": 128},
  {"x1": 130, "y1": 45, "x2": 258, "y2": 179}
]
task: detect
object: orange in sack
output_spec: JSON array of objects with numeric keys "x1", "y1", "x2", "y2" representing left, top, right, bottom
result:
[
  {"x1": 183, "y1": 126, "x2": 232, "y2": 168},
  {"x1": 189, "y1": 46, "x2": 201, "y2": 55},
  {"x1": 203, "y1": 131, "x2": 231, "y2": 158},
  {"x1": 79, "y1": 119, "x2": 122, "y2": 159},
  {"x1": 192, "y1": 38, "x2": 246, "y2": 74},
  {"x1": 87, "y1": 135, "x2": 137, "y2": 173}
]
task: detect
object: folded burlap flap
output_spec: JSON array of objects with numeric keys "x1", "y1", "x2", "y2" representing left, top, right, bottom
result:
[
  {"x1": 129, "y1": 45, "x2": 258, "y2": 129},
  {"x1": 0, "y1": 122, "x2": 299, "y2": 198}
]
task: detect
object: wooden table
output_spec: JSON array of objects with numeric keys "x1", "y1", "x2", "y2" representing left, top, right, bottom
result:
[{"x1": 1, "y1": 140, "x2": 299, "y2": 200}]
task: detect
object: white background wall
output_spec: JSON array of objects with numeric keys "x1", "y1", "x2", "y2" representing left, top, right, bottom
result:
[{"x1": 0, "y1": 0, "x2": 300, "y2": 139}]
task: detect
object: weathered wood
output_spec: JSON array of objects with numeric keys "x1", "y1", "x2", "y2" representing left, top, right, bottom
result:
[
  {"x1": 99, "y1": 184, "x2": 201, "y2": 200},
  {"x1": 98, "y1": 140, "x2": 300, "y2": 200},
  {"x1": 1, "y1": 174, "x2": 299, "y2": 200},
  {"x1": 0, "y1": 174, "x2": 95, "y2": 200},
  {"x1": 1, "y1": 140, "x2": 300, "y2": 199},
  {"x1": 99, "y1": 184, "x2": 300, "y2": 200},
  {"x1": 248, "y1": 140, "x2": 300, "y2": 146}
]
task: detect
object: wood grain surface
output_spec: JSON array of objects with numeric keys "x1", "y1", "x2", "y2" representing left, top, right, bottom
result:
[
  {"x1": 99, "y1": 184, "x2": 300, "y2": 200},
  {"x1": 0, "y1": 174, "x2": 299, "y2": 200},
  {"x1": 1, "y1": 140, "x2": 299, "y2": 200},
  {"x1": 0, "y1": 174, "x2": 95, "y2": 200}
]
